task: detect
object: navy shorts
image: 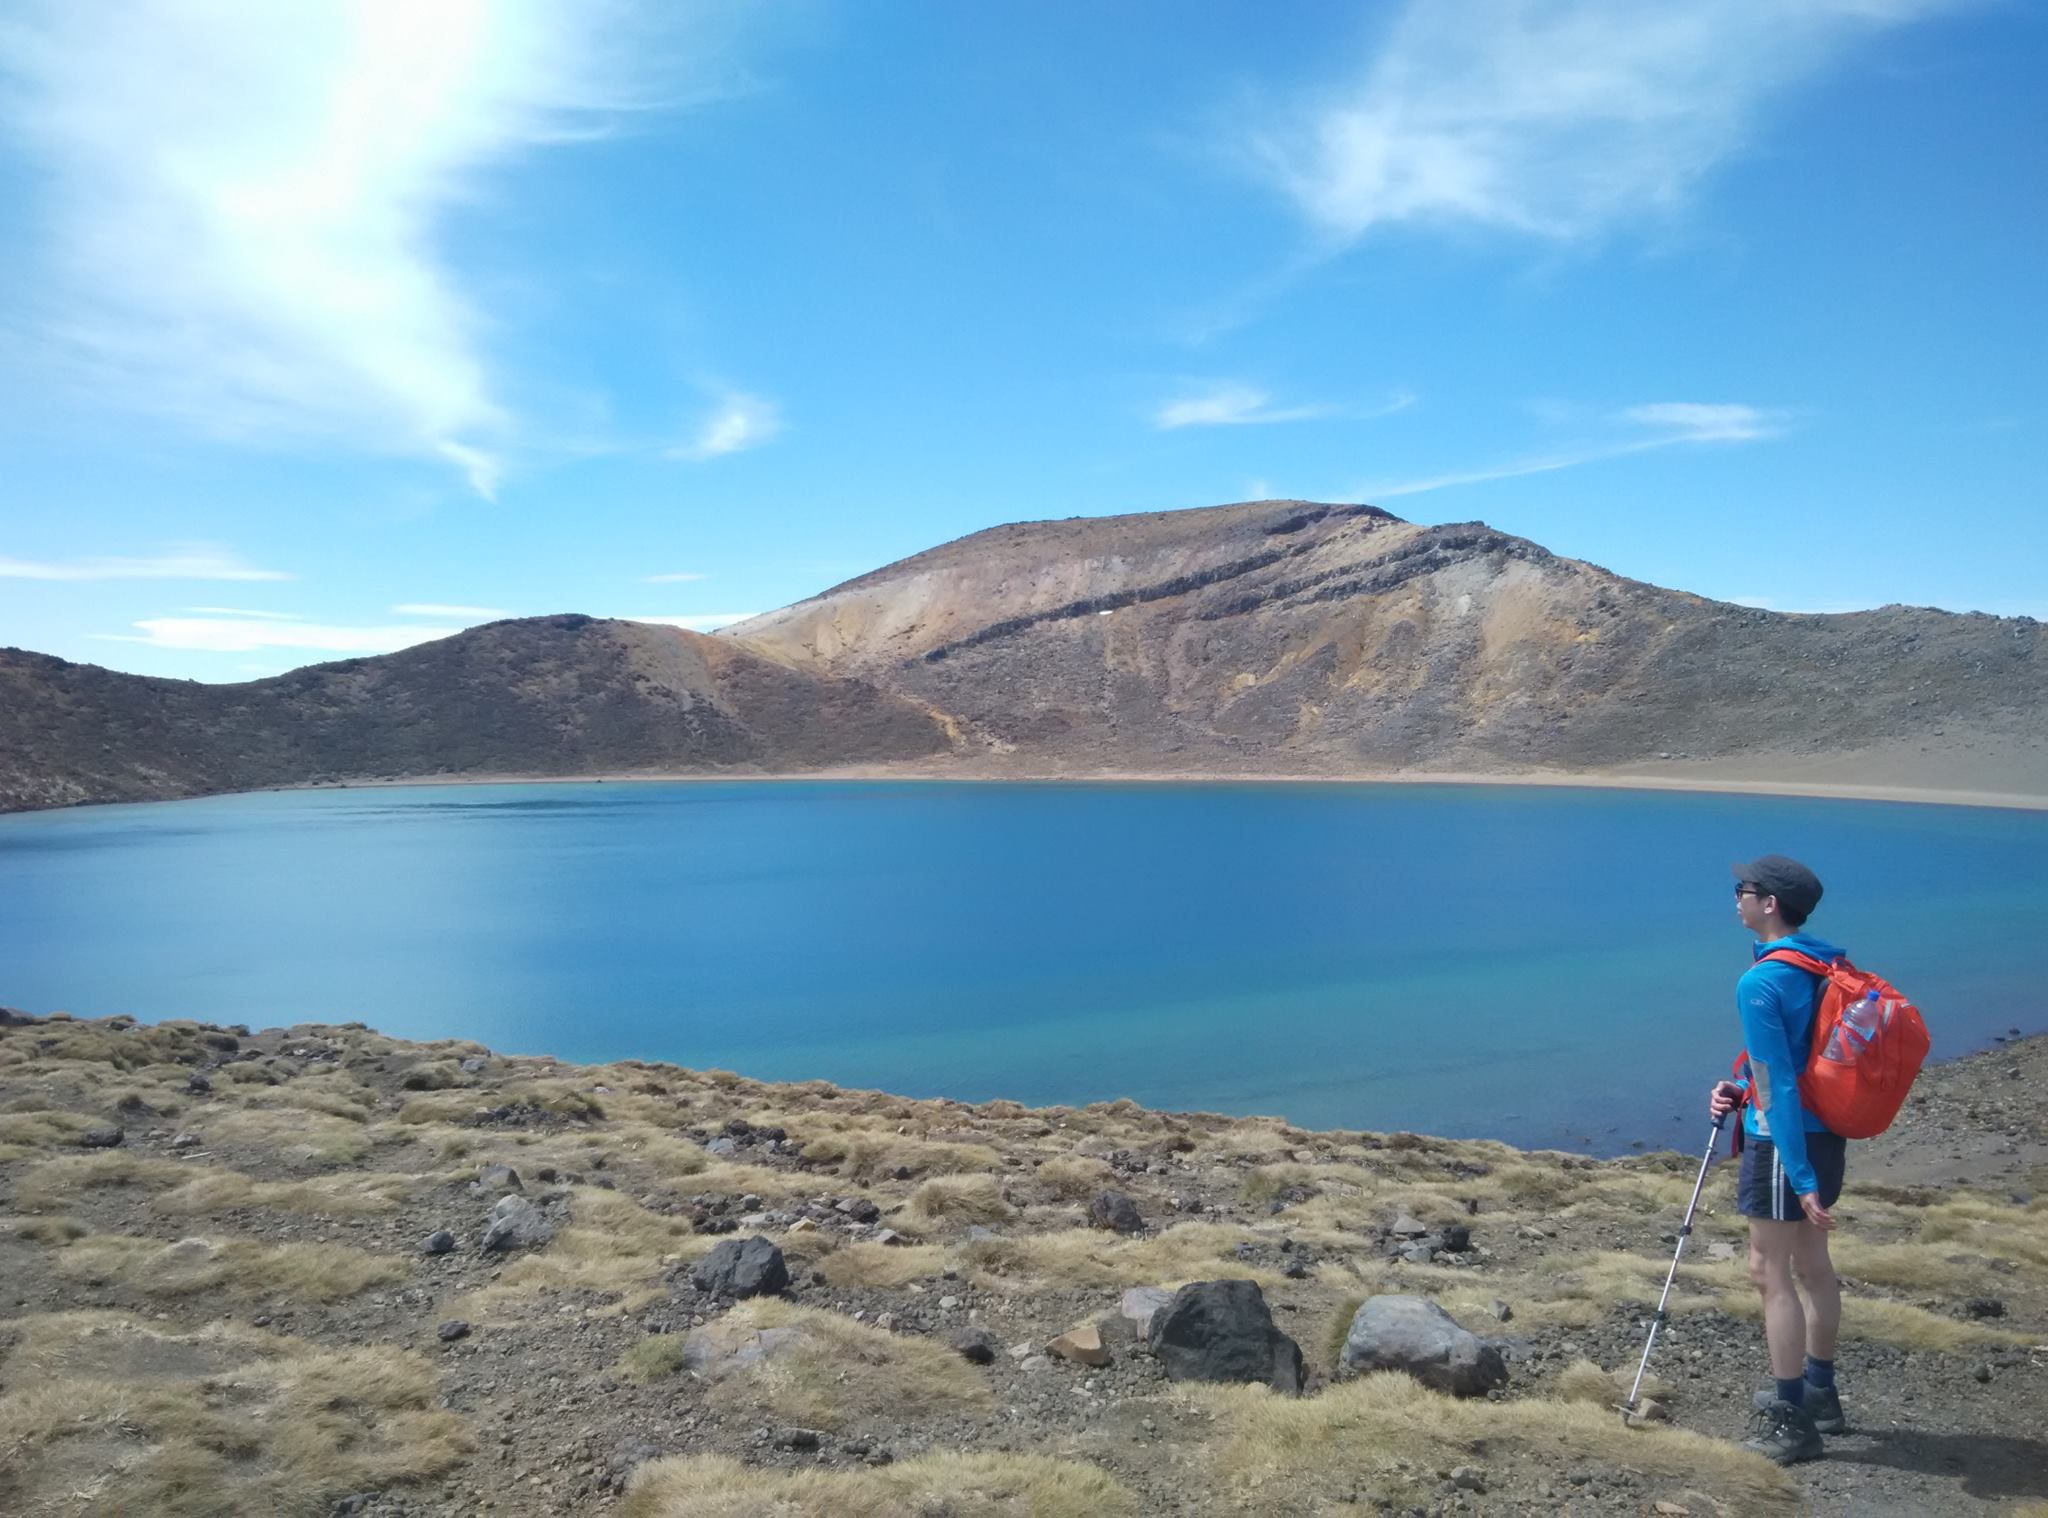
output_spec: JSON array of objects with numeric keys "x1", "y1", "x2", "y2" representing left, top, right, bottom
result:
[{"x1": 1737, "y1": 1132, "x2": 1847, "y2": 1221}]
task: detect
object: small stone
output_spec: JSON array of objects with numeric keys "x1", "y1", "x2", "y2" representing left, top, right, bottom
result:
[
  {"x1": 872, "y1": 1228, "x2": 909, "y2": 1247},
  {"x1": 1401, "y1": 1243, "x2": 1436, "y2": 1264},
  {"x1": 704, "y1": 1137, "x2": 739, "y2": 1159},
  {"x1": 480, "y1": 1194, "x2": 553, "y2": 1252},
  {"x1": 1449, "y1": 1465, "x2": 1486, "y2": 1493},
  {"x1": 1019, "y1": 1355, "x2": 1052, "y2": 1372},
  {"x1": 461, "y1": 1056, "x2": 488, "y2": 1074},
  {"x1": 421, "y1": 1229, "x2": 456, "y2": 1256},
  {"x1": 437, "y1": 1319, "x2": 471, "y2": 1342},
  {"x1": 1963, "y1": 1297, "x2": 2006, "y2": 1319},
  {"x1": 1488, "y1": 1299, "x2": 1512, "y2": 1322},
  {"x1": 774, "y1": 1428, "x2": 822, "y2": 1450},
  {"x1": 185, "y1": 1072, "x2": 213, "y2": 1094},
  {"x1": 1654, "y1": 1503, "x2": 1692, "y2": 1516},
  {"x1": 952, "y1": 1328, "x2": 997, "y2": 1365},
  {"x1": 1389, "y1": 1212, "x2": 1429, "y2": 1238},
  {"x1": 78, "y1": 1124, "x2": 124, "y2": 1149},
  {"x1": 1629, "y1": 1398, "x2": 1671, "y2": 1424},
  {"x1": 170, "y1": 1132, "x2": 202, "y2": 1150},
  {"x1": 476, "y1": 1163, "x2": 522, "y2": 1194},
  {"x1": 1973, "y1": 1363, "x2": 1993, "y2": 1383},
  {"x1": 939, "y1": 1295, "x2": 961, "y2": 1310},
  {"x1": 1048, "y1": 1322, "x2": 1111, "y2": 1367},
  {"x1": 1438, "y1": 1224, "x2": 1472, "y2": 1253}
]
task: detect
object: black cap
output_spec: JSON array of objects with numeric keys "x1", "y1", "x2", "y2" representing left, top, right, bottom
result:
[{"x1": 1732, "y1": 855, "x2": 1824, "y2": 919}]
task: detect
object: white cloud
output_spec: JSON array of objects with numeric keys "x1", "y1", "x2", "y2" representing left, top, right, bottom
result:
[
  {"x1": 0, "y1": 544, "x2": 291, "y2": 581},
  {"x1": 1358, "y1": 398, "x2": 1790, "y2": 499},
  {"x1": 183, "y1": 606, "x2": 299, "y2": 618},
  {"x1": 1249, "y1": 1, "x2": 1963, "y2": 247},
  {"x1": 1620, "y1": 402, "x2": 1784, "y2": 442},
  {"x1": 624, "y1": 613, "x2": 759, "y2": 631},
  {"x1": 667, "y1": 392, "x2": 783, "y2": 461},
  {"x1": 642, "y1": 571, "x2": 709, "y2": 583},
  {"x1": 96, "y1": 617, "x2": 465, "y2": 654},
  {"x1": 0, "y1": 1, "x2": 698, "y2": 493},
  {"x1": 1155, "y1": 383, "x2": 1412, "y2": 430},
  {"x1": 391, "y1": 602, "x2": 509, "y2": 619}
]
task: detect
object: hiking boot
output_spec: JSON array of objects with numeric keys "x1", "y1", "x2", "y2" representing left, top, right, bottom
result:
[
  {"x1": 1743, "y1": 1399, "x2": 1825, "y2": 1465},
  {"x1": 1753, "y1": 1380, "x2": 1847, "y2": 1434}
]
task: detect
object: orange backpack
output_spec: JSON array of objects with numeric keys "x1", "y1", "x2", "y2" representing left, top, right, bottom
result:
[{"x1": 1740, "y1": 950, "x2": 1931, "y2": 1140}]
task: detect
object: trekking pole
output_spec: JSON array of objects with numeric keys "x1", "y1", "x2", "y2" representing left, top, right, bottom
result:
[{"x1": 1622, "y1": 1111, "x2": 1726, "y2": 1419}]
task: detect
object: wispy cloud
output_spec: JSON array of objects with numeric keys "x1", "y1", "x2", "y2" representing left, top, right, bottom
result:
[
  {"x1": 1154, "y1": 383, "x2": 1413, "y2": 430},
  {"x1": 392, "y1": 602, "x2": 509, "y2": 619},
  {"x1": 624, "y1": 612, "x2": 758, "y2": 631},
  {"x1": 667, "y1": 391, "x2": 783, "y2": 461},
  {"x1": 0, "y1": 544, "x2": 291, "y2": 581},
  {"x1": 641, "y1": 571, "x2": 709, "y2": 584},
  {"x1": 96, "y1": 617, "x2": 465, "y2": 655},
  {"x1": 1248, "y1": 1, "x2": 1964, "y2": 247},
  {"x1": 184, "y1": 605, "x2": 298, "y2": 619},
  {"x1": 1357, "y1": 399, "x2": 1791, "y2": 500},
  {"x1": 0, "y1": 1, "x2": 713, "y2": 494}
]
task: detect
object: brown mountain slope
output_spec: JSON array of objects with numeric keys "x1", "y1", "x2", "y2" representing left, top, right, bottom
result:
[
  {"x1": 0, "y1": 615, "x2": 952, "y2": 812},
  {"x1": 723, "y1": 500, "x2": 2047, "y2": 785}
]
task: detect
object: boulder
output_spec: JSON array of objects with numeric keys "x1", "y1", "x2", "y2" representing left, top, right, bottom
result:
[
  {"x1": 1147, "y1": 1279, "x2": 1305, "y2": 1395},
  {"x1": 480, "y1": 1194, "x2": 554, "y2": 1252},
  {"x1": 681, "y1": 1321, "x2": 803, "y2": 1375},
  {"x1": 1389, "y1": 1212, "x2": 1428, "y2": 1238},
  {"x1": 78, "y1": 1124, "x2": 125, "y2": 1149},
  {"x1": 1438, "y1": 1224, "x2": 1472, "y2": 1253},
  {"x1": 475, "y1": 1163, "x2": 522, "y2": 1194},
  {"x1": 952, "y1": 1327, "x2": 998, "y2": 1365},
  {"x1": 1120, "y1": 1285, "x2": 1175, "y2": 1337},
  {"x1": 691, "y1": 1236, "x2": 789, "y2": 1298},
  {"x1": 704, "y1": 1136, "x2": 739, "y2": 1159},
  {"x1": 421, "y1": 1229, "x2": 456, "y2": 1256},
  {"x1": 1048, "y1": 1322, "x2": 1111, "y2": 1367},
  {"x1": 1089, "y1": 1192, "x2": 1145, "y2": 1234},
  {"x1": 436, "y1": 1319, "x2": 471, "y2": 1342},
  {"x1": 1338, "y1": 1294, "x2": 1507, "y2": 1397}
]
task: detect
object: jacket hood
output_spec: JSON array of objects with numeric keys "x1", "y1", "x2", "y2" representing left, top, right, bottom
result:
[{"x1": 1752, "y1": 931, "x2": 1843, "y2": 964}]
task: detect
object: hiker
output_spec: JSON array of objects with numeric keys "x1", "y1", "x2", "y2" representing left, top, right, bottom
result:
[{"x1": 1709, "y1": 854, "x2": 1846, "y2": 1466}]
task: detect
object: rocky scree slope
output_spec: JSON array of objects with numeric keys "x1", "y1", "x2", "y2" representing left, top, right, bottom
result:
[
  {"x1": 725, "y1": 500, "x2": 2046, "y2": 781},
  {"x1": 0, "y1": 614, "x2": 952, "y2": 812}
]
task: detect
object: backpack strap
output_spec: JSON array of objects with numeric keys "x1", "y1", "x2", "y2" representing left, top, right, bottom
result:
[{"x1": 1760, "y1": 948, "x2": 1834, "y2": 977}]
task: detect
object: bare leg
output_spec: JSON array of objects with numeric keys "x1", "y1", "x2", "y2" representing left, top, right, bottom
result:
[
  {"x1": 1749, "y1": 1219, "x2": 1807, "y2": 1380},
  {"x1": 1792, "y1": 1221, "x2": 1841, "y2": 1362}
]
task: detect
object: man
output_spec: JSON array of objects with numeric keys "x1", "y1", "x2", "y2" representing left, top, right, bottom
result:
[{"x1": 1709, "y1": 854, "x2": 1847, "y2": 1466}]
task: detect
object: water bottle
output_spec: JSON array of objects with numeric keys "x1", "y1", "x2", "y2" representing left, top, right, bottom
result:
[{"x1": 1842, "y1": 989, "x2": 1884, "y2": 1052}]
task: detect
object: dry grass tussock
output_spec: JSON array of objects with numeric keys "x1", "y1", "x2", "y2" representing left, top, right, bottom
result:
[
  {"x1": 1034, "y1": 1154, "x2": 1114, "y2": 1199},
  {"x1": 0, "y1": 1110, "x2": 107, "y2": 1149},
  {"x1": 963, "y1": 1222, "x2": 1283, "y2": 1293},
  {"x1": 1915, "y1": 1194, "x2": 2048, "y2": 1270},
  {"x1": 1183, "y1": 1373, "x2": 1799, "y2": 1513},
  {"x1": 905, "y1": 1173, "x2": 1015, "y2": 1227},
  {"x1": 620, "y1": 1451, "x2": 1137, "y2": 1518},
  {"x1": 50, "y1": 1232, "x2": 402, "y2": 1303},
  {"x1": 14, "y1": 1152, "x2": 417, "y2": 1218},
  {"x1": 692, "y1": 1298, "x2": 992, "y2": 1430},
  {"x1": 815, "y1": 1240, "x2": 950, "y2": 1289},
  {"x1": 616, "y1": 1334, "x2": 690, "y2": 1382},
  {"x1": 202, "y1": 1106, "x2": 379, "y2": 1167},
  {"x1": 792, "y1": 1126, "x2": 1002, "y2": 1182},
  {"x1": 0, "y1": 1311, "x2": 470, "y2": 1517},
  {"x1": 1714, "y1": 1290, "x2": 2035, "y2": 1352},
  {"x1": 456, "y1": 1187, "x2": 713, "y2": 1318}
]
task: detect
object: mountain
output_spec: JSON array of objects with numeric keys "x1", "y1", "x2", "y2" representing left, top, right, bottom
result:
[
  {"x1": 3, "y1": 502, "x2": 2042, "y2": 812},
  {"x1": 0, "y1": 615, "x2": 951, "y2": 812},
  {"x1": 725, "y1": 499, "x2": 2046, "y2": 785}
]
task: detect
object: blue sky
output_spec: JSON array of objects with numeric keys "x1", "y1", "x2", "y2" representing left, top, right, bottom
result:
[{"x1": 2, "y1": 0, "x2": 2043, "y2": 681}]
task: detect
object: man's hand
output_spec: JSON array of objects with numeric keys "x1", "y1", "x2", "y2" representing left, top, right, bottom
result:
[
  {"x1": 1798, "y1": 1192, "x2": 1835, "y2": 1231},
  {"x1": 1709, "y1": 1080, "x2": 1744, "y2": 1120}
]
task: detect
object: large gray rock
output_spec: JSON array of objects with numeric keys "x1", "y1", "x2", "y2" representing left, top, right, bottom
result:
[
  {"x1": 1089, "y1": 1192, "x2": 1145, "y2": 1234},
  {"x1": 1120, "y1": 1285, "x2": 1175, "y2": 1337},
  {"x1": 480, "y1": 1194, "x2": 554, "y2": 1252},
  {"x1": 1147, "y1": 1279, "x2": 1305, "y2": 1395},
  {"x1": 690, "y1": 1236, "x2": 789, "y2": 1298},
  {"x1": 1339, "y1": 1294, "x2": 1507, "y2": 1397}
]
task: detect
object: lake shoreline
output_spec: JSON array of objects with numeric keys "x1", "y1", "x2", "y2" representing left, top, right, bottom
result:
[{"x1": 255, "y1": 764, "x2": 2048, "y2": 813}]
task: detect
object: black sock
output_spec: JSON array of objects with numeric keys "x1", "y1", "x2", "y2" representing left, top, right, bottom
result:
[
  {"x1": 1776, "y1": 1375, "x2": 1806, "y2": 1407},
  {"x1": 1805, "y1": 1355, "x2": 1835, "y2": 1390}
]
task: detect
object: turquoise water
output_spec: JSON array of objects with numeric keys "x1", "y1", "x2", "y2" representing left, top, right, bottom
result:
[{"x1": 1, "y1": 781, "x2": 2041, "y2": 1153}]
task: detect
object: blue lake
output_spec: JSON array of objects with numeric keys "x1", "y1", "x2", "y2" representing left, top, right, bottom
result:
[{"x1": 1, "y1": 780, "x2": 2041, "y2": 1153}]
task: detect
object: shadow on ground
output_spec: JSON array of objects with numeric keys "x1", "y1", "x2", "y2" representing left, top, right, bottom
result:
[{"x1": 1830, "y1": 1429, "x2": 2048, "y2": 1501}]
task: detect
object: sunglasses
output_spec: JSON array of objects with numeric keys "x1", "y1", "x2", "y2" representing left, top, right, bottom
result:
[{"x1": 1734, "y1": 883, "x2": 1768, "y2": 899}]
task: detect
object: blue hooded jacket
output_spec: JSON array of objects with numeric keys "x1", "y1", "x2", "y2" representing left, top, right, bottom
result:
[{"x1": 1735, "y1": 929, "x2": 1844, "y2": 1197}]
